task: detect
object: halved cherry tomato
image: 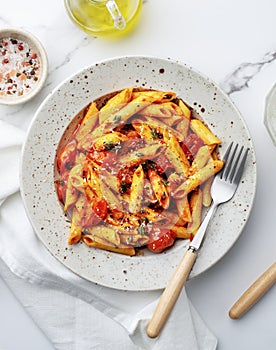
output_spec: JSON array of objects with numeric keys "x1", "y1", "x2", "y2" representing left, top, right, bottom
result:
[
  {"x1": 57, "y1": 139, "x2": 77, "y2": 173},
  {"x1": 117, "y1": 166, "x2": 136, "y2": 186},
  {"x1": 93, "y1": 198, "x2": 108, "y2": 220},
  {"x1": 82, "y1": 198, "x2": 108, "y2": 227},
  {"x1": 147, "y1": 229, "x2": 176, "y2": 253}
]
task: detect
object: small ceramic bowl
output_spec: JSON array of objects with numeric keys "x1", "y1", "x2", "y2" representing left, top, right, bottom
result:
[{"x1": 0, "y1": 27, "x2": 48, "y2": 106}]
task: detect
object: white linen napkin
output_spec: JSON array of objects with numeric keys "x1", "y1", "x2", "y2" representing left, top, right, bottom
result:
[{"x1": 0, "y1": 119, "x2": 217, "y2": 350}]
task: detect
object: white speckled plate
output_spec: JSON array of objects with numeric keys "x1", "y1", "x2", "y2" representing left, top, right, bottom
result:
[{"x1": 20, "y1": 56, "x2": 257, "y2": 291}]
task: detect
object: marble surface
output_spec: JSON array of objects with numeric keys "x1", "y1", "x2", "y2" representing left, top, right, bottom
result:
[{"x1": 0, "y1": 0, "x2": 276, "y2": 349}]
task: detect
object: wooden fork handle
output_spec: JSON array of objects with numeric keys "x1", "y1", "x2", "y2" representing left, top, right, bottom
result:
[
  {"x1": 229, "y1": 262, "x2": 276, "y2": 319},
  {"x1": 146, "y1": 248, "x2": 197, "y2": 338}
]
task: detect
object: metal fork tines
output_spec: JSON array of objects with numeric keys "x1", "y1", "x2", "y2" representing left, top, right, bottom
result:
[
  {"x1": 190, "y1": 142, "x2": 249, "y2": 251},
  {"x1": 220, "y1": 142, "x2": 249, "y2": 186}
]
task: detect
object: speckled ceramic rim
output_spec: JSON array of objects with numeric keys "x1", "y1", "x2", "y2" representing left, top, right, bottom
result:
[
  {"x1": 20, "y1": 56, "x2": 257, "y2": 291},
  {"x1": 0, "y1": 27, "x2": 48, "y2": 106}
]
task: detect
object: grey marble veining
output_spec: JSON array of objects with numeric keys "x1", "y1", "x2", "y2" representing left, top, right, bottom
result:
[{"x1": 221, "y1": 49, "x2": 276, "y2": 95}]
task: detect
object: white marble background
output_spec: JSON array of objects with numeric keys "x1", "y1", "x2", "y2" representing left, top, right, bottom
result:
[{"x1": 0, "y1": 0, "x2": 276, "y2": 349}]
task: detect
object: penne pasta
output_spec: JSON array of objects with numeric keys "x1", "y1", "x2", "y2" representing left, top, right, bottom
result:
[
  {"x1": 129, "y1": 165, "x2": 145, "y2": 213},
  {"x1": 187, "y1": 189, "x2": 203, "y2": 237},
  {"x1": 172, "y1": 160, "x2": 224, "y2": 198},
  {"x1": 99, "y1": 88, "x2": 133, "y2": 124},
  {"x1": 131, "y1": 90, "x2": 176, "y2": 102},
  {"x1": 93, "y1": 131, "x2": 128, "y2": 151},
  {"x1": 68, "y1": 208, "x2": 82, "y2": 245},
  {"x1": 191, "y1": 145, "x2": 212, "y2": 172},
  {"x1": 56, "y1": 87, "x2": 224, "y2": 256},
  {"x1": 178, "y1": 100, "x2": 191, "y2": 120},
  {"x1": 176, "y1": 195, "x2": 192, "y2": 223},
  {"x1": 64, "y1": 164, "x2": 84, "y2": 211},
  {"x1": 148, "y1": 168, "x2": 170, "y2": 209},
  {"x1": 163, "y1": 129, "x2": 190, "y2": 177},
  {"x1": 202, "y1": 176, "x2": 213, "y2": 207},
  {"x1": 190, "y1": 119, "x2": 221, "y2": 146},
  {"x1": 83, "y1": 234, "x2": 136, "y2": 256},
  {"x1": 118, "y1": 143, "x2": 164, "y2": 167},
  {"x1": 75, "y1": 102, "x2": 99, "y2": 142},
  {"x1": 100, "y1": 181, "x2": 123, "y2": 211}
]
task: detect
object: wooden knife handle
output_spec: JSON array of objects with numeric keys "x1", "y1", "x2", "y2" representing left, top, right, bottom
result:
[
  {"x1": 229, "y1": 262, "x2": 276, "y2": 319},
  {"x1": 146, "y1": 248, "x2": 197, "y2": 338}
]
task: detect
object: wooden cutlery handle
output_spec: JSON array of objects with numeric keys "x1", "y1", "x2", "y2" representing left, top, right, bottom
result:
[
  {"x1": 147, "y1": 248, "x2": 197, "y2": 338},
  {"x1": 229, "y1": 262, "x2": 276, "y2": 319}
]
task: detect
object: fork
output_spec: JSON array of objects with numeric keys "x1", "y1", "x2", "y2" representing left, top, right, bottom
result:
[{"x1": 146, "y1": 142, "x2": 249, "y2": 338}]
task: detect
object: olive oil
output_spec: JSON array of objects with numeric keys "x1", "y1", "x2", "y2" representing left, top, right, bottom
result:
[{"x1": 64, "y1": 0, "x2": 142, "y2": 38}]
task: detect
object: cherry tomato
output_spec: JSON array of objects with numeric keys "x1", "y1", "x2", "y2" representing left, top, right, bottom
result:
[
  {"x1": 147, "y1": 229, "x2": 176, "y2": 253},
  {"x1": 117, "y1": 166, "x2": 136, "y2": 186},
  {"x1": 82, "y1": 199, "x2": 108, "y2": 227},
  {"x1": 57, "y1": 139, "x2": 77, "y2": 173},
  {"x1": 93, "y1": 198, "x2": 108, "y2": 220}
]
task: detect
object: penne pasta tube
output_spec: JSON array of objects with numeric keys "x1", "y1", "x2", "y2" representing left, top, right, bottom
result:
[
  {"x1": 100, "y1": 181, "x2": 123, "y2": 211},
  {"x1": 152, "y1": 115, "x2": 183, "y2": 127},
  {"x1": 93, "y1": 131, "x2": 128, "y2": 151},
  {"x1": 143, "y1": 115, "x2": 185, "y2": 141},
  {"x1": 190, "y1": 119, "x2": 221, "y2": 146},
  {"x1": 187, "y1": 189, "x2": 203, "y2": 237},
  {"x1": 85, "y1": 163, "x2": 102, "y2": 197},
  {"x1": 99, "y1": 169, "x2": 118, "y2": 193},
  {"x1": 191, "y1": 145, "x2": 212, "y2": 172},
  {"x1": 129, "y1": 165, "x2": 145, "y2": 213},
  {"x1": 118, "y1": 143, "x2": 164, "y2": 167},
  {"x1": 202, "y1": 176, "x2": 213, "y2": 207},
  {"x1": 75, "y1": 102, "x2": 99, "y2": 142},
  {"x1": 119, "y1": 232, "x2": 150, "y2": 247},
  {"x1": 99, "y1": 88, "x2": 133, "y2": 124},
  {"x1": 140, "y1": 102, "x2": 182, "y2": 119},
  {"x1": 169, "y1": 225, "x2": 189, "y2": 239},
  {"x1": 178, "y1": 100, "x2": 191, "y2": 120},
  {"x1": 132, "y1": 90, "x2": 176, "y2": 102},
  {"x1": 148, "y1": 168, "x2": 170, "y2": 209},
  {"x1": 85, "y1": 225, "x2": 120, "y2": 246},
  {"x1": 172, "y1": 160, "x2": 224, "y2": 198},
  {"x1": 132, "y1": 118, "x2": 156, "y2": 141},
  {"x1": 92, "y1": 95, "x2": 156, "y2": 138},
  {"x1": 64, "y1": 164, "x2": 84, "y2": 211},
  {"x1": 175, "y1": 117, "x2": 190, "y2": 138},
  {"x1": 82, "y1": 235, "x2": 135, "y2": 256},
  {"x1": 163, "y1": 129, "x2": 191, "y2": 177},
  {"x1": 140, "y1": 207, "x2": 163, "y2": 222},
  {"x1": 176, "y1": 195, "x2": 192, "y2": 223},
  {"x1": 68, "y1": 208, "x2": 82, "y2": 245}
]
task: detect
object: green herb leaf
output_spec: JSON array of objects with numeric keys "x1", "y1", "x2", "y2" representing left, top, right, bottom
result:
[
  {"x1": 151, "y1": 128, "x2": 158, "y2": 139},
  {"x1": 113, "y1": 115, "x2": 121, "y2": 124},
  {"x1": 120, "y1": 182, "x2": 130, "y2": 194},
  {"x1": 104, "y1": 141, "x2": 115, "y2": 150}
]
